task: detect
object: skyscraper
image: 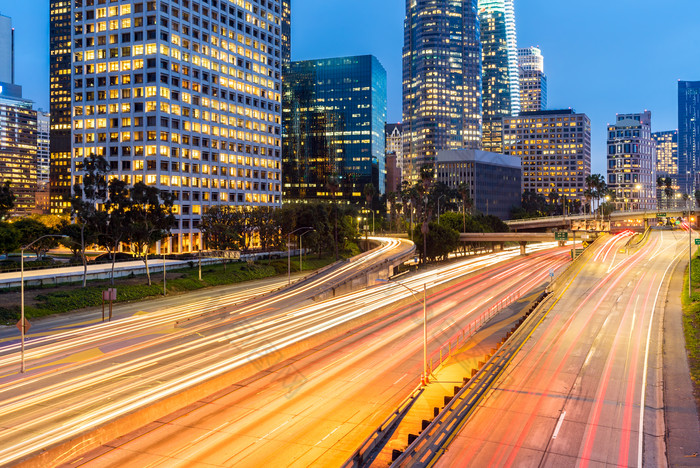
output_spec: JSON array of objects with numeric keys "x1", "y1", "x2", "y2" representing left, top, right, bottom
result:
[
  {"x1": 479, "y1": 0, "x2": 519, "y2": 118},
  {"x1": 653, "y1": 130, "x2": 679, "y2": 208},
  {"x1": 61, "y1": 0, "x2": 283, "y2": 253},
  {"x1": 49, "y1": 0, "x2": 73, "y2": 214},
  {"x1": 0, "y1": 14, "x2": 14, "y2": 84},
  {"x1": 402, "y1": 0, "x2": 482, "y2": 184},
  {"x1": 385, "y1": 123, "x2": 404, "y2": 194},
  {"x1": 281, "y1": 0, "x2": 291, "y2": 65},
  {"x1": 653, "y1": 130, "x2": 678, "y2": 179},
  {"x1": 607, "y1": 111, "x2": 656, "y2": 211},
  {"x1": 503, "y1": 109, "x2": 591, "y2": 202},
  {"x1": 679, "y1": 81, "x2": 700, "y2": 195},
  {"x1": 0, "y1": 84, "x2": 37, "y2": 216},
  {"x1": 283, "y1": 55, "x2": 387, "y2": 201},
  {"x1": 518, "y1": 46, "x2": 546, "y2": 112}
]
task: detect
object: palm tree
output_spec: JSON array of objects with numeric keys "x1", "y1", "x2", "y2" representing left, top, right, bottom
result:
[
  {"x1": 664, "y1": 177, "x2": 674, "y2": 209},
  {"x1": 457, "y1": 182, "x2": 472, "y2": 232}
]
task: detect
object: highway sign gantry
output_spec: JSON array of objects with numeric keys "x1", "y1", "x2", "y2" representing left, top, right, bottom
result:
[{"x1": 554, "y1": 232, "x2": 569, "y2": 241}]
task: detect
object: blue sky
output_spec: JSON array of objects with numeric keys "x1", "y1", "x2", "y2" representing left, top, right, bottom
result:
[{"x1": 3, "y1": 0, "x2": 700, "y2": 175}]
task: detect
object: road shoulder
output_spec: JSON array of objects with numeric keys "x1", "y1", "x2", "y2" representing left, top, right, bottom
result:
[{"x1": 664, "y1": 259, "x2": 700, "y2": 465}]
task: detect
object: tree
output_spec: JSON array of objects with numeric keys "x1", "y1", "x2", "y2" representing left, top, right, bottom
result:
[
  {"x1": 0, "y1": 222, "x2": 19, "y2": 256},
  {"x1": 68, "y1": 154, "x2": 109, "y2": 286},
  {"x1": 0, "y1": 180, "x2": 15, "y2": 220},
  {"x1": 200, "y1": 205, "x2": 245, "y2": 271},
  {"x1": 13, "y1": 218, "x2": 56, "y2": 259},
  {"x1": 326, "y1": 174, "x2": 341, "y2": 260},
  {"x1": 457, "y1": 182, "x2": 472, "y2": 232},
  {"x1": 664, "y1": 177, "x2": 674, "y2": 209},
  {"x1": 124, "y1": 182, "x2": 176, "y2": 286},
  {"x1": 413, "y1": 221, "x2": 459, "y2": 262},
  {"x1": 99, "y1": 179, "x2": 131, "y2": 285}
]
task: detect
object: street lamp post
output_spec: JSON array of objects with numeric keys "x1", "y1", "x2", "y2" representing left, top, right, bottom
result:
[
  {"x1": 299, "y1": 229, "x2": 314, "y2": 273},
  {"x1": 19, "y1": 234, "x2": 67, "y2": 373},
  {"x1": 288, "y1": 226, "x2": 313, "y2": 285},
  {"x1": 437, "y1": 194, "x2": 445, "y2": 225},
  {"x1": 376, "y1": 278, "x2": 429, "y2": 385}
]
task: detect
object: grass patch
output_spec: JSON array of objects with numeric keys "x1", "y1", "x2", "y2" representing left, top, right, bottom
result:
[
  {"x1": 681, "y1": 248, "x2": 700, "y2": 403},
  {"x1": 0, "y1": 255, "x2": 339, "y2": 324}
]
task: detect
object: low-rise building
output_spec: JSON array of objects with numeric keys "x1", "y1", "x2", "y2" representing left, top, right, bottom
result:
[{"x1": 436, "y1": 149, "x2": 521, "y2": 220}]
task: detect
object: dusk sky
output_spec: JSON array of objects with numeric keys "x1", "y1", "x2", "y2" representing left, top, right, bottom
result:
[{"x1": 3, "y1": 0, "x2": 700, "y2": 175}]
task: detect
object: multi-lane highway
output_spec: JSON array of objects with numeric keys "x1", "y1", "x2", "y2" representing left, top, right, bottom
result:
[
  {"x1": 0, "y1": 237, "x2": 413, "y2": 465},
  {"x1": 57, "y1": 244, "x2": 572, "y2": 467},
  {"x1": 432, "y1": 229, "x2": 688, "y2": 467}
]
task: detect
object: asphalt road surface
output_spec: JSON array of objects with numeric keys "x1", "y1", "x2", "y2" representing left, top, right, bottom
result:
[
  {"x1": 60, "y1": 245, "x2": 571, "y2": 467},
  {"x1": 435, "y1": 229, "x2": 692, "y2": 467}
]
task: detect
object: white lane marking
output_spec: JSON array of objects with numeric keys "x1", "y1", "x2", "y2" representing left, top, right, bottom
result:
[
  {"x1": 258, "y1": 419, "x2": 290, "y2": 441},
  {"x1": 637, "y1": 248, "x2": 686, "y2": 468},
  {"x1": 314, "y1": 424, "x2": 342, "y2": 446},
  {"x1": 552, "y1": 411, "x2": 566, "y2": 439},
  {"x1": 351, "y1": 368, "x2": 370, "y2": 382},
  {"x1": 584, "y1": 347, "x2": 595, "y2": 367},
  {"x1": 393, "y1": 374, "x2": 408, "y2": 385}
]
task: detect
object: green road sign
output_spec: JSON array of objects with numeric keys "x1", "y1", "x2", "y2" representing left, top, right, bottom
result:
[
  {"x1": 656, "y1": 213, "x2": 666, "y2": 217},
  {"x1": 695, "y1": 239, "x2": 700, "y2": 245},
  {"x1": 554, "y1": 232, "x2": 568, "y2": 241}
]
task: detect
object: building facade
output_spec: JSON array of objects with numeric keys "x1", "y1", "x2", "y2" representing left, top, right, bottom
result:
[
  {"x1": 402, "y1": 0, "x2": 482, "y2": 184},
  {"x1": 502, "y1": 109, "x2": 591, "y2": 202},
  {"x1": 606, "y1": 111, "x2": 656, "y2": 211},
  {"x1": 653, "y1": 130, "x2": 679, "y2": 209},
  {"x1": 679, "y1": 81, "x2": 700, "y2": 195},
  {"x1": 49, "y1": 0, "x2": 73, "y2": 214},
  {"x1": 518, "y1": 46, "x2": 546, "y2": 112},
  {"x1": 385, "y1": 122, "x2": 403, "y2": 188},
  {"x1": 283, "y1": 55, "x2": 387, "y2": 202},
  {"x1": 281, "y1": 0, "x2": 290, "y2": 65},
  {"x1": 436, "y1": 149, "x2": 521, "y2": 220},
  {"x1": 479, "y1": 0, "x2": 519, "y2": 118},
  {"x1": 0, "y1": 83, "x2": 37, "y2": 216},
  {"x1": 0, "y1": 15, "x2": 14, "y2": 84},
  {"x1": 36, "y1": 111, "x2": 51, "y2": 189},
  {"x1": 64, "y1": 0, "x2": 284, "y2": 253}
]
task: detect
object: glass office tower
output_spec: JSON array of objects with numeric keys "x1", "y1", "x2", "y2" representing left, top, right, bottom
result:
[
  {"x1": 479, "y1": 0, "x2": 519, "y2": 118},
  {"x1": 679, "y1": 81, "x2": 700, "y2": 194},
  {"x1": 49, "y1": 0, "x2": 73, "y2": 214},
  {"x1": 402, "y1": 0, "x2": 483, "y2": 184},
  {"x1": 283, "y1": 55, "x2": 387, "y2": 202}
]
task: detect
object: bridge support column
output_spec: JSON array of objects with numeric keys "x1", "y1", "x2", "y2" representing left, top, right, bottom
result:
[{"x1": 519, "y1": 241, "x2": 527, "y2": 255}]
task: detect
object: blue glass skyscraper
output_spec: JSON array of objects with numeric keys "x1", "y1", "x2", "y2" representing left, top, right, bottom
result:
[
  {"x1": 283, "y1": 55, "x2": 387, "y2": 201},
  {"x1": 679, "y1": 81, "x2": 700, "y2": 195}
]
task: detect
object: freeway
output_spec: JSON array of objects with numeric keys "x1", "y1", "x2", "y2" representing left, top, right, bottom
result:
[
  {"x1": 0, "y1": 237, "x2": 413, "y2": 465},
  {"x1": 59, "y1": 244, "x2": 572, "y2": 467},
  {"x1": 430, "y1": 229, "x2": 689, "y2": 467}
]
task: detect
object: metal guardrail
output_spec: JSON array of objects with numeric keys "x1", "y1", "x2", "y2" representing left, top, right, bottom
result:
[
  {"x1": 391, "y1": 291, "x2": 552, "y2": 467},
  {"x1": 344, "y1": 287, "x2": 524, "y2": 468},
  {"x1": 391, "y1": 237, "x2": 604, "y2": 467}
]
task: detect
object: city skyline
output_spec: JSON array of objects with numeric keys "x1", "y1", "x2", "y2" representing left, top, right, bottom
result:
[{"x1": 3, "y1": 1, "x2": 700, "y2": 177}]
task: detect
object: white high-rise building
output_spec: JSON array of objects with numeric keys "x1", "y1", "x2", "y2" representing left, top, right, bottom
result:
[
  {"x1": 65, "y1": 0, "x2": 283, "y2": 253},
  {"x1": 607, "y1": 111, "x2": 657, "y2": 211},
  {"x1": 517, "y1": 46, "x2": 546, "y2": 112},
  {"x1": 37, "y1": 111, "x2": 50, "y2": 189},
  {"x1": 0, "y1": 14, "x2": 14, "y2": 84}
]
